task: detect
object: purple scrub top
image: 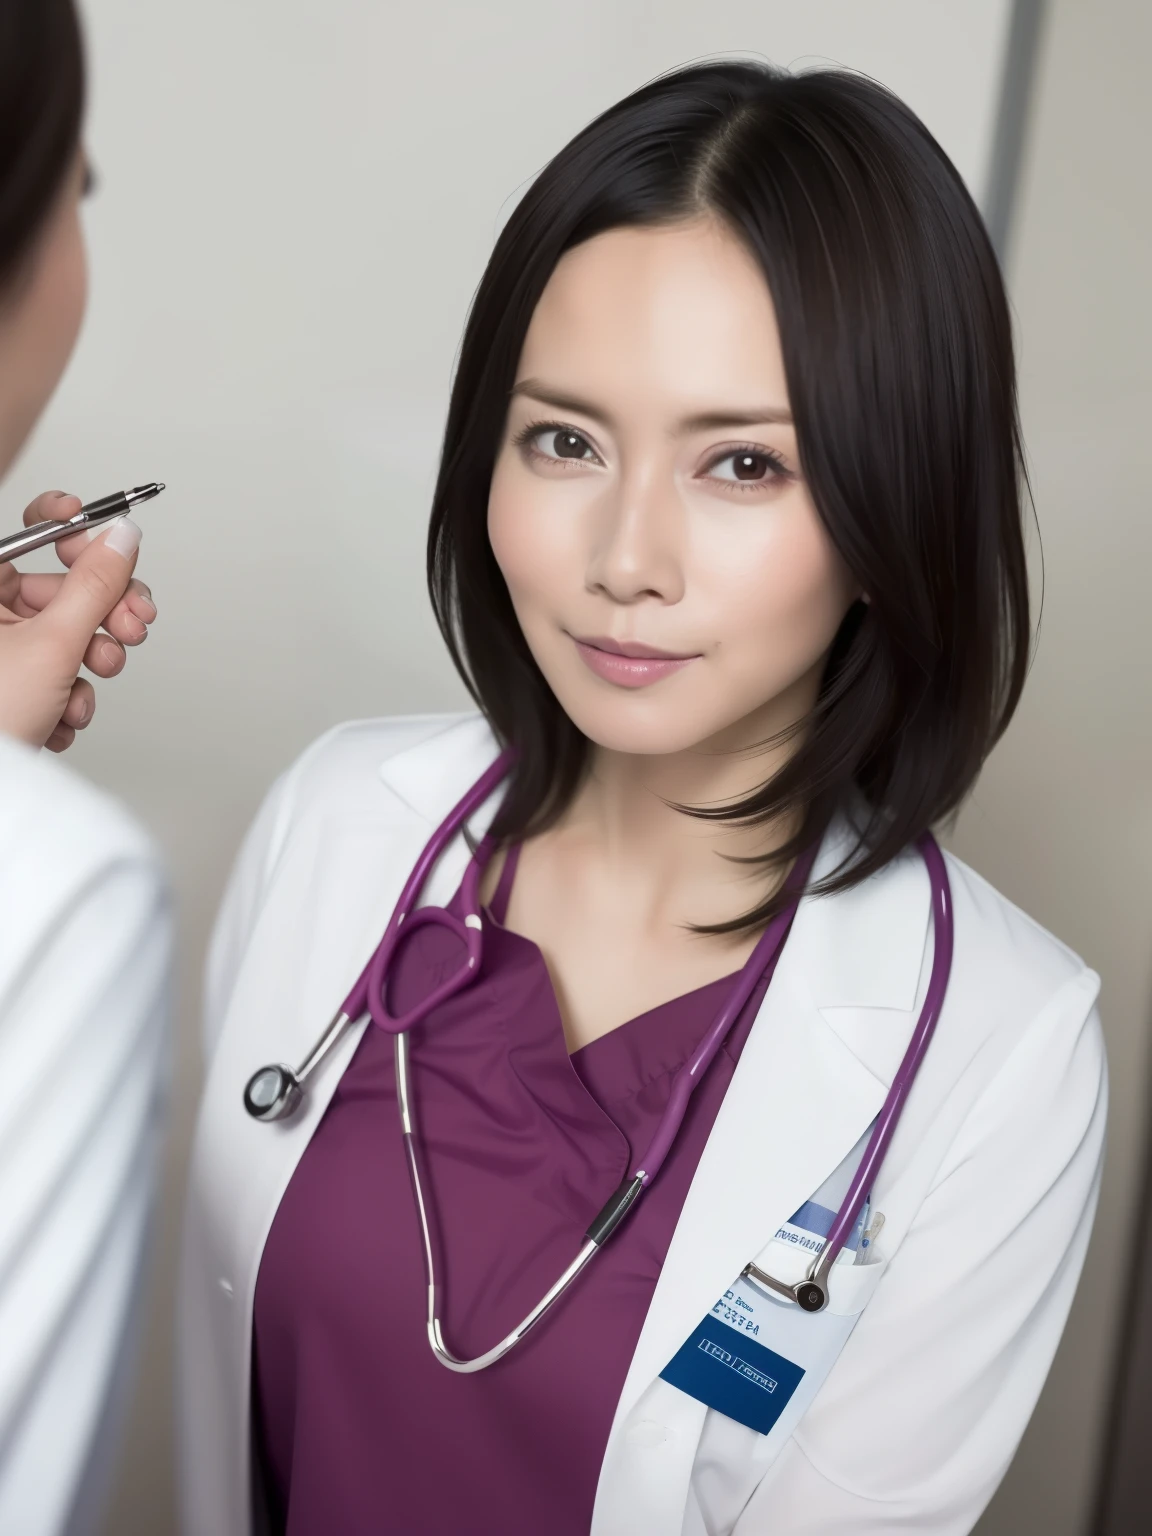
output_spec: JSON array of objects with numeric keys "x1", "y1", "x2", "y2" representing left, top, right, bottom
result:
[{"x1": 253, "y1": 846, "x2": 773, "y2": 1535}]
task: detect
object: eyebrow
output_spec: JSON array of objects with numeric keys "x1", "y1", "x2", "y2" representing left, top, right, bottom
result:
[{"x1": 509, "y1": 378, "x2": 793, "y2": 434}]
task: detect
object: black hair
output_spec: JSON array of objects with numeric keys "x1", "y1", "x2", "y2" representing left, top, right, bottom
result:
[
  {"x1": 0, "y1": 0, "x2": 84, "y2": 293},
  {"x1": 427, "y1": 59, "x2": 1030, "y2": 932}
]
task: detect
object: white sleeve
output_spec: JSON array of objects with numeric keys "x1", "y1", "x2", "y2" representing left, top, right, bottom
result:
[
  {"x1": 0, "y1": 734, "x2": 172, "y2": 1536},
  {"x1": 736, "y1": 968, "x2": 1107, "y2": 1535}
]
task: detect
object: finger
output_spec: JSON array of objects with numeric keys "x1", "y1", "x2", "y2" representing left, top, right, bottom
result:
[
  {"x1": 8, "y1": 574, "x2": 155, "y2": 630},
  {"x1": 52, "y1": 525, "x2": 93, "y2": 570},
  {"x1": 53, "y1": 514, "x2": 142, "y2": 574},
  {"x1": 123, "y1": 581, "x2": 156, "y2": 625},
  {"x1": 23, "y1": 490, "x2": 82, "y2": 529},
  {"x1": 36, "y1": 518, "x2": 142, "y2": 665},
  {"x1": 82, "y1": 631, "x2": 126, "y2": 678},
  {"x1": 44, "y1": 722, "x2": 77, "y2": 753},
  {"x1": 61, "y1": 677, "x2": 96, "y2": 730},
  {"x1": 102, "y1": 583, "x2": 155, "y2": 646}
]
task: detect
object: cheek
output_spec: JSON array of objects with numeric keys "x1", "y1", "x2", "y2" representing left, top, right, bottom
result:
[
  {"x1": 487, "y1": 455, "x2": 571, "y2": 613},
  {"x1": 704, "y1": 504, "x2": 855, "y2": 681}
]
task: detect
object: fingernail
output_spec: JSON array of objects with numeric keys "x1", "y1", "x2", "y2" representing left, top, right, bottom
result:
[
  {"x1": 125, "y1": 614, "x2": 147, "y2": 641},
  {"x1": 136, "y1": 593, "x2": 157, "y2": 621},
  {"x1": 102, "y1": 516, "x2": 143, "y2": 558},
  {"x1": 100, "y1": 640, "x2": 121, "y2": 668},
  {"x1": 75, "y1": 698, "x2": 91, "y2": 725}
]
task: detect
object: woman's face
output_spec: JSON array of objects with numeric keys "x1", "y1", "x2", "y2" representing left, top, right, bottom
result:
[
  {"x1": 0, "y1": 151, "x2": 88, "y2": 478},
  {"x1": 488, "y1": 219, "x2": 860, "y2": 760}
]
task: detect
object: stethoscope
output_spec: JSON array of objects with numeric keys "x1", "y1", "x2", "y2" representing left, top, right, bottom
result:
[{"x1": 243, "y1": 751, "x2": 954, "y2": 1373}]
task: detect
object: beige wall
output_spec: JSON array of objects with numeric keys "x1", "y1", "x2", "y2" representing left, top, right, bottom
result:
[
  {"x1": 25, "y1": 1, "x2": 1152, "y2": 1531},
  {"x1": 961, "y1": 2, "x2": 1152, "y2": 1531}
]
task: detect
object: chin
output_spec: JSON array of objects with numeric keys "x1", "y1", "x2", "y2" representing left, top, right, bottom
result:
[{"x1": 553, "y1": 684, "x2": 730, "y2": 758}]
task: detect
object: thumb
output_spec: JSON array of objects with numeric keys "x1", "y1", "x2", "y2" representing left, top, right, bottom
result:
[{"x1": 38, "y1": 517, "x2": 143, "y2": 653}]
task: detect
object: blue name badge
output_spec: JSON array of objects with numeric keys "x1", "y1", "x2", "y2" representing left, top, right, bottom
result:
[
  {"x1": 659, "y1": 1194, "x2": 869, "y2": 1434},
  {"x1": 660, "y1": 1309, "x2": 805, "y2": 1435}
]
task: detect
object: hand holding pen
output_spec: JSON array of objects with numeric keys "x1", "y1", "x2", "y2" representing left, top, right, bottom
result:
[{"x1": 0, "y1": 485, "x2": 163, "y2": 753}]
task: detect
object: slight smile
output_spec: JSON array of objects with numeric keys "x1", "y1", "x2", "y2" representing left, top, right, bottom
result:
[{"x1": 570, "y1": 633, "x2": 702, "y2": 689}]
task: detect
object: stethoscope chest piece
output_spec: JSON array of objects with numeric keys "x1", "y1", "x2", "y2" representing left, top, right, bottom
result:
[{"x1": 244, "y1": 1064, "x2": 303, "y2": 1122}]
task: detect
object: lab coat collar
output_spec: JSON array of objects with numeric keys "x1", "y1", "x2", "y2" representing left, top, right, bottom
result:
[{"x1": 377, "y1": 712, "x2": 500, "y2": 823}]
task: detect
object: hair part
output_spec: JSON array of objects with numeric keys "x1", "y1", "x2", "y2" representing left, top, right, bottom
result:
[{"x1": 427, "y1": 60, "x2": 1030, "y2": 933}]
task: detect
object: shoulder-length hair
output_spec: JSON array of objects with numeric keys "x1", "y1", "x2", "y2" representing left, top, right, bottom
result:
[{"x1": 427, "y1": 60, "x2": 1029, "y2": 932}]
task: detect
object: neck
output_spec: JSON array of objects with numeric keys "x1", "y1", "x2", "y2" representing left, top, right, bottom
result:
[{"x1": 551, "y1": 687, "x2": 814, "y2": 933}]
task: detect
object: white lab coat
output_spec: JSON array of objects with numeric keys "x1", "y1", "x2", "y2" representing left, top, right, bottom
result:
[
  {"x1": 177, "y1": 712, "x2": 1107, "y2": 1536},
  {"x1": 0, "y1": 732, "x2": 171, "y2": 1536}
]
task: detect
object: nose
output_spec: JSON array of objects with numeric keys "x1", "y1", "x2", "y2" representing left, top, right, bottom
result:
[{"x1": 585, "y1": 465, "x2": 684, "y2": 606}]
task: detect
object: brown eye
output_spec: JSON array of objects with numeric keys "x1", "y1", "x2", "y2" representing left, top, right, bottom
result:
[
  {"x1": 547, "y1": 429, "x2": 593, "y2": 460},
  {"x1": 707, "y1": 447, "x2": 789, "y2": 487}
]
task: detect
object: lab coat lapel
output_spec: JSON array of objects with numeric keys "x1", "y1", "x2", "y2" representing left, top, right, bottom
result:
[
  {"x1": 598, "y1": 835, "x2": 932, "y2": 1505},
  {"x1": 208, "y1": 718, "x2": 505, "y2": 1310},
  {"x1": 606, "y1": 928, "x2": 889, "y2": 1435},
  {"x1": 378, "y1": 713, "x2": 506, "y2": 906}
]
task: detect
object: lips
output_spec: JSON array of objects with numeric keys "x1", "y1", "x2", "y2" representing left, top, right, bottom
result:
[{"x1": 571, "y1": 633, "x2": 700, "y2": 689}]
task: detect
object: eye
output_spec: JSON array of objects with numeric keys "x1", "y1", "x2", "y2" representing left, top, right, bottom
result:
[
  {"x1": 704, "y1": 447, "x2": 790, "y2": 488},
  {"x1": 515, "y1": 421, "x2": 601, "y2": 465}
]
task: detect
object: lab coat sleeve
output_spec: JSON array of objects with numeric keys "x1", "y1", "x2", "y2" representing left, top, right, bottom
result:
[
  {"x1": 736, "y1": 968, "x2": 1107, "y2": 1535},
  {"x1": 0, "y1": 733, "x2": 171, "y2": 1536}
]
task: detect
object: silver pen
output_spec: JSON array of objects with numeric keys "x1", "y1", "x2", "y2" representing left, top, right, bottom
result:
[{"x1": 0, "y1": 482, "x2": 166, "y2": 565}]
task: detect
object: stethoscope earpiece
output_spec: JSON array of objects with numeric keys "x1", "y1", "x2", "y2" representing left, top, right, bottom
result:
[{"x1": 243, "y1": 1063, "x2": 303, "y2": 1122}]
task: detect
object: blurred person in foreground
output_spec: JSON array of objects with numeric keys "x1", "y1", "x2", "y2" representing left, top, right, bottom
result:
[{"x1": 0, "y1": 2, "x2": 171, "y2": 1532}]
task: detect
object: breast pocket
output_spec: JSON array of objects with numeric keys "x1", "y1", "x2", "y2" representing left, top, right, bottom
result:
[
  {"x1": 825, "y1": 1252, "x2": 888, "y2": 1315},
  {"x1": 669, "y1": 1232, "x2": 890, "y2": 1535}
]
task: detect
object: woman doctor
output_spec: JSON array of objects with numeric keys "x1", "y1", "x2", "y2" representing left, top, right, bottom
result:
[{"x1": 179, "y1": 61, "x2": 1106, "y2": 1536}]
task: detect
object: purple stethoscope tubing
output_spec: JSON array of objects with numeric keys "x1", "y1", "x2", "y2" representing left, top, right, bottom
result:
[
  {"x1": 350, "y1": 761, "x2": 958, "y2": 1290},
  {"x1": 242, "y1": 751, "x2": 954, "y2": 1332},
  {"x1": 337, "y1": 750, "x2": 514, "y2": 1028},
  {"x1": 817, "y1": 832, "x2": 953, "y2": 1269},
  {"x1": 634, "y1": 840, "x2": 820, "y2": 1187}
]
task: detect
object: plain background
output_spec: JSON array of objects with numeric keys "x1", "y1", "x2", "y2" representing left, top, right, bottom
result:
[{"x1": 8, "y1": 1, "x2": 1149, "y2": 1531}]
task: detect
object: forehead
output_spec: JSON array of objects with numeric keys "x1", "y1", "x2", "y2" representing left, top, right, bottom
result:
[{"x1": 517, "y1": 219, "x2": 788, "y2": 411}]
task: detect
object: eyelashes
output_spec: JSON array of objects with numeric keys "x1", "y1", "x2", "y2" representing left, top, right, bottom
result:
[
  {"x1": 700, "y1": 444, "x2": 792, "y2": 490},
  {"x1": 513, "y1": 418, "x2": 794, "y2": 493},
  {"x1": 513, "y1": 421, "x2": 598, "y2": 465}
]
